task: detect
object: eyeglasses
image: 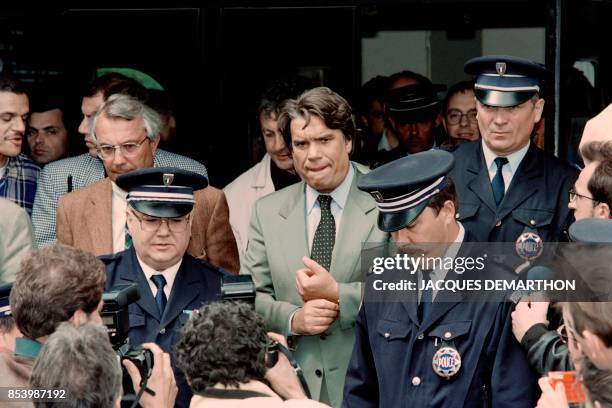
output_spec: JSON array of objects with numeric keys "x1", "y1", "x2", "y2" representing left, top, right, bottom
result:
[
  {"x1": 558, "y1": 323, "x2": 581, "y2": 346},
  {"x1": 445, "y1": 109, "x2": 478, "y2": 125},
  {"x1": 130, "y1": 210, "x2": 191, "y2": 233},
  {"x1": 96, "y1": 136, "x2": 149, "y2": 160},
  {"x1": 569, "y1": 188, "x2": 599, "y2": 203}
]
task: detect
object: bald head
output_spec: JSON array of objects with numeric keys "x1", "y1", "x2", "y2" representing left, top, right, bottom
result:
[{"x1": 580, "y1": 103, "x2": 612, "y2": 165}]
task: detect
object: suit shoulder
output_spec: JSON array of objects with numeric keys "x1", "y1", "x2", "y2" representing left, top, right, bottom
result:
[
  {"x1": 451, "y1": 140, "x2": 480, "y2": 157},
  {"x1": 536, "y1": 148, "x2": 579, "y2": 176},
  {"x1": 59, "y1": 178, "x2": 108, "y2": 204},
  {"x1": 41, "y1": 154, "x2": 97, "y2": 176},
  {"x1": 0, "y1": 198, "x2": 27, "y2": 217},
  {"x1": 256, "y1": 182, "x2": 302, "y2": 209},
  {"x1": 223, "y1": 161, "x2": 262, "y2": 197},
  {"x1": 155, "y1": 149, "x2": 207, "y2": 175},
  {"x1": 98, "y1": 251, "x2": 124, "y2": 266},
  {"x1": 185, "y1": 253, "x2": 228, "y2": 278}
]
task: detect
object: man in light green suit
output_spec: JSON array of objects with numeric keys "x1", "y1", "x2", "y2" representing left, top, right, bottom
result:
[{"x1": 242, "y1": 87, "x2": 388, "y2": 407}]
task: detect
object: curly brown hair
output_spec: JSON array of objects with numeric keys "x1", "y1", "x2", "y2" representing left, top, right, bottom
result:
[
  {"x1": 10, "y1": 244, "x2": 106, "y2": 339},
  {"x1": 175, "y1": 302, "x2": 267, "y2": 392}
]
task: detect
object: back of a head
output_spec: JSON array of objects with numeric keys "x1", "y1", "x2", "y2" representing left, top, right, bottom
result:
[
  {"x1": 31, "y1": 322, "x2": 121, "y2": 408},
  {"x1": 387, "y1": 70, "x2": 432, "y2": 91},
  {"x1": 277, "y1": 86, "x2": 355, "y2": 149},
  {"x1": 588, "y1": 158, "x2": 612, "y2": 209},
  {"x1": 84, "y1": 72, "x2": 148, "y2": 102},
  {"x1": 10, "y1": 244, "x2": 106, "y2": 340},
  {"x1": 258, "y1": 77, "x2": 314, "y2": 120},
  {"x1": 175, "y1": 301, "x2": 267, "y2": 394},
  {"x1": 565, "y1": 302, "x2": 612, "y2": 348},
  {"x1": 580, "y1": 357, "x2": 612, "y2": 407}
]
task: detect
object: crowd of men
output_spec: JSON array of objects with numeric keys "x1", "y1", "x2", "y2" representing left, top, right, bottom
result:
[{"x1": 1, "y1": 53, "x2": 612, "y2": 408}]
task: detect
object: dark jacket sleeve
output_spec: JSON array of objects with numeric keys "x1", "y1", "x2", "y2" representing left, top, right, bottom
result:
[
  {"x1": 491, "y1": 303, "x2": 538, "y2": 407},
  {"x1": 342, "y1": 304, "x2": 379, "y2": 408},
  {"x1": 521, "y1": 323, "x2": 572, "y2": 376}
]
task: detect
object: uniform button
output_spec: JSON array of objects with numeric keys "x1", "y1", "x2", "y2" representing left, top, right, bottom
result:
[
  {"x1": 159, "y1": 328, "x2": 166, "y2": 335},
  {"x1": 384, "y1": 332, "x2": 390, "y2": 339},
  {"x1": 417, "y1": 333, "x2": 424, "y2": 340},
  {"x1": 530, "y1": 219, "x2": 536, "y2": 226},
  {"x1": 495, "y1": 220, "x2": 502, "y2": 227},
  {"x1": 315, "y1": 369, "x2": 323, "y2": 377},
  {"x1": 411, "y1": 376, "x2": 421, "y2": 386},
  {"x1": 444, "y1": 331, "x2": 452, "y2": 339}
]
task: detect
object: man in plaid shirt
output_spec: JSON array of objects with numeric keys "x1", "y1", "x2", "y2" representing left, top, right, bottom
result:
[{"x1": 0, "y1": 76, "x2": 39, "y2": 215}]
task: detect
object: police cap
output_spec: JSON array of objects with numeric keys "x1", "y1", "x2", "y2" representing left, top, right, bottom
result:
[
  {"x1": 386, "y1": 83, "x2": 443, "y2": 124},
  {"x1": 116, "y1": 167, "x2": 208, "y2": 218},
  {"x1": 358, "y1": 150, "x2": 455, "y2": 232},
  {"x1": 464, "y1": 55, "x2": 550, "y2": 107}
]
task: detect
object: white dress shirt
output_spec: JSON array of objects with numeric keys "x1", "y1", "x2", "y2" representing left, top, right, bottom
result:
[
  {"x1": 111, "y1": 182, "x2": 129, "y2": 254},
  {"x1": 481, "y1": 141, "x2": 530, "y2": 193},
  {"x1": 136, "y1": 253, "x2": 181, "y2": 300}
]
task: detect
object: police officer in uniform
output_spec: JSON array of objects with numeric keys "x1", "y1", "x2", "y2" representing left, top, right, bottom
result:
[
  {"x1": 101, "y1": 167, "x2": 225, "y2": 408},
  {"x1": 451, "y1": 55, "x2": 578, "y2": 243},
  {"x1": 342, "y1": 150, "x2": 537, "y2": 407}
]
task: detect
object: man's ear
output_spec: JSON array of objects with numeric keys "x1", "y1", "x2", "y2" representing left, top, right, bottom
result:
[
  {"x1": 69, "y1": 309, "x2": 88, "y2": 326},
  {"x1": 150, "y1": 135, "x2": 161, "y2": 155},
  {"x1": 594, "y1": 202, "x2": 611, "y2": 219},
  {"x1": 534, "y1": 98, "x2": 545, "y2": 123},
  {"x1": 435, "y1": 113, "x2": 443, "y2": 128},
  {"x1": 441, "y1": 200, "x2": 456, "y2": 225},
  {"x1": 582, "y1": 330, "x2": 608, "y2": 360}
]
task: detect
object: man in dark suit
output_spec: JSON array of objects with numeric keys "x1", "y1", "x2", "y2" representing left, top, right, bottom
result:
[
  {"x1": 450, "y1": 55, "x2": 578, "y2": 243},
  {"x1": 101, "y1": 167, "x2": 225, "y2": 408},
  {"x1": 343, "y1": 150, "x2": 537, "y2": 407}
]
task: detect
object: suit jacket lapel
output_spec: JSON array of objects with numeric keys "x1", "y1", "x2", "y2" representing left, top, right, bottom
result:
[
  {"x1": 121, "y1": 248, "x2": 161, "y2": 320},
  {"x1": 466, "y1": 143, "x2": 497, "y2": 214},
  {"x1": 278, "y1": 183, "x2": 310, "y2": 271},
  {"x1": 160, "y1": 259, "x2": 199, "y2": 328},
  {"x1": 87, "y1": 179, "x2": 113, "y2": 256},
  {"x1": 496, "y1": 144, "x2": 541, "y2": 220},
  {"x1": 331, "y1": 169, "x2": 376, "y2": 281}
]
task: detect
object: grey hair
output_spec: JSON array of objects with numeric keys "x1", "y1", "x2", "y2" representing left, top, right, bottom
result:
[
  {"x1": 31, "y1": 322, "x2": 122, "y2": 408},
  {"x1": 90, "y1": 93, "x2": 161, "y2": 144}
]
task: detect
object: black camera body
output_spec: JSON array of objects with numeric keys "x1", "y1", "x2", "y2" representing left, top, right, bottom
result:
[
  {"x1": 102, "y1": 284, "x2": 154, "y2": 403},
  {"x1": 221, "y1": 274, "x2": 256, "y2": 304}
]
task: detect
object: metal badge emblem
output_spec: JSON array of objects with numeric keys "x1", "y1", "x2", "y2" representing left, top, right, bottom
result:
[
  {"x1": 163, "y1": 173, "x2": 174, "y2": 186},
  {"x1": 515, "y1": 232, "x2": 544, "y2": 261},
  {"x1": 432, "y1": 346, "x2": 462, "y2": 378},
  {"x1": 496, "y1": 62, "x2": 507, "y2": 76}
]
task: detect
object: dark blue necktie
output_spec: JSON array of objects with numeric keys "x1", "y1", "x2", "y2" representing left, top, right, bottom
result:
[
  {"x1": 419, "y1": 269, "x2": 433, "y2": 323},
  {"x1": 492, "y1": 157, "x2": 509, "y2": 206},
  {"x1": 150, "y1": 274, "x2": 167, "y2": 316}
]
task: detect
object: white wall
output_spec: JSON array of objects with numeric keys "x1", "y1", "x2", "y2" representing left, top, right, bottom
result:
[
  {"x1": 361, "y1": 27, "x2": 546, "y2": 85},
  {"x1": 482, "y1": 27, "x2": 546, "y2": 63},
  {"x1": 362, "y1": 31, "x2": 430, "y2": 84}
]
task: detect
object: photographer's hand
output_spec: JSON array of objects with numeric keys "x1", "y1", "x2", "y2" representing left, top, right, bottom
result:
[
  {"x1": 123, "y1": 342, "x2": 177, "y2": 408},
  {"x1": 264, "y1": 332, "x2": 307, "y2": 400}
]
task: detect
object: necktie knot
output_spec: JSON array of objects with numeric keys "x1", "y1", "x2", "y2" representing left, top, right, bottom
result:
[
  {"x1": 150, "y1": 274, "x2": 168, "y2": 316},
  {"x1": 317, "y1": 194, "x2": 332, "y2": 210},
  {"x1": 494, "y1": 157, "x2": 508, "y2": 170},
  {"x1": 151, "y1": 274, "x2": 167, "y2": 290}
]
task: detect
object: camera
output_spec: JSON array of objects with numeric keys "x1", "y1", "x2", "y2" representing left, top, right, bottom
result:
[
  {"x1": 102, "y1": 284, "x2": 154, "y2": 404},
  {"x1": 221, "y1": 274, "x2": 256, "y2": 304}
]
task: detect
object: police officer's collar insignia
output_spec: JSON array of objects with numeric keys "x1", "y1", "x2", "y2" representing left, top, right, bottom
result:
[
  {"x1": 432, "y1": 346, "x2": 461, "y2": 378},
  {"x1": 163, "y1": 173, "x2": 174, "y2": 186},
  {"x1": 515, "y1": 232, "x2": 544, "y2": 261},
  {"x1": 371, "y1": 191, "x2": 384, "y2": 202},
  {"x1": 496, "y1": 62, "x2": 506, "y2": 76}
]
